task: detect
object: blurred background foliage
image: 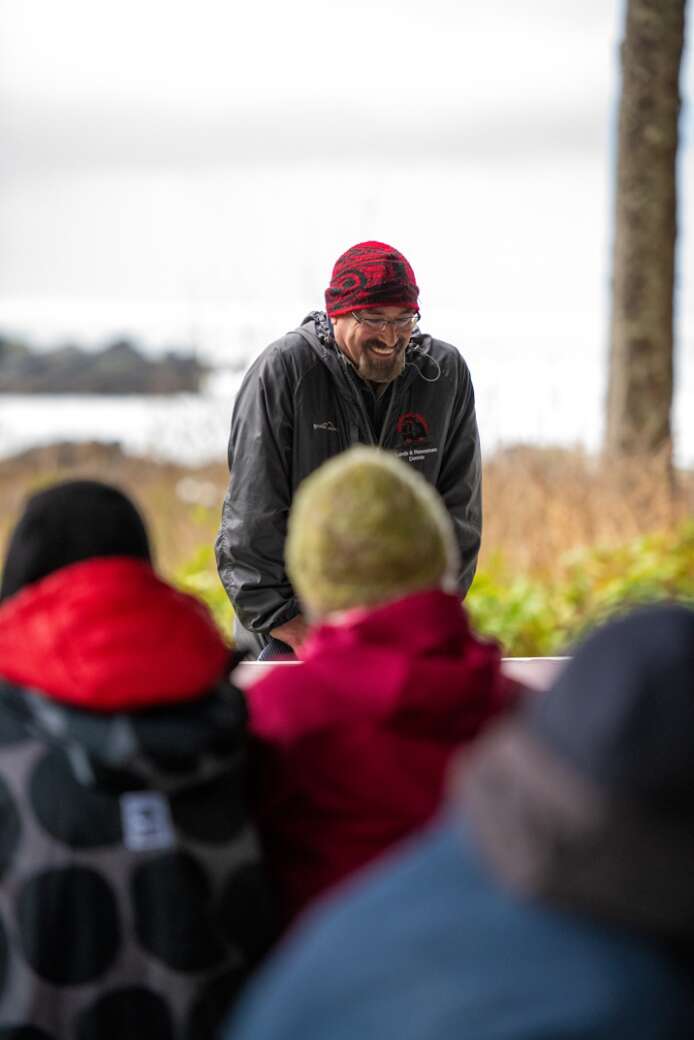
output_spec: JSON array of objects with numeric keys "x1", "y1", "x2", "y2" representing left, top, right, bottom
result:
[
  {"x1": 466, "y1": 521, "x2": 693, "y2": 655},
  {"x1": 1, "y1": 442, "x2": 692, "y2": 657},
  {"x1": 175, "y1": 521, "x2": 694, "y2": 656}
]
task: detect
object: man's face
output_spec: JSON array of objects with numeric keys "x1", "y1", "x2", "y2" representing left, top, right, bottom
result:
[{"x1": 332, "y1": 306, "x2": 415, "y2": 385}]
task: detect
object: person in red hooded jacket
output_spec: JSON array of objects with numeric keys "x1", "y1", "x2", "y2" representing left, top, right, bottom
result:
[
  {"x1": 0, "y1": 480, "x2": 275, "y2": 1039},
  {"x1": 244, "y1": 447, "x2": 519, "y2": 926}
]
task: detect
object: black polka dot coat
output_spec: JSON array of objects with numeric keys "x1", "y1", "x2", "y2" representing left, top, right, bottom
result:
[{"x1": 0, "y1": 557, "x2": 275, "y2": 1039}]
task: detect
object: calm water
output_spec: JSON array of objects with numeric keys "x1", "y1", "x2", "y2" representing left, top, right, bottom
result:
[
  {"x1": 2, "y1": 339, "x2": 693, "y2": 466},
  {"x1": 2, "y1": 151, "x2": 693, "y2": 465}
]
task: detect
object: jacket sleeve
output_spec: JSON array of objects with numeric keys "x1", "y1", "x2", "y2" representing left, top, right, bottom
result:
[
  {"x1": 215, "y1": 344, "x2": 301, "y2": 634},
  {"x1": 437, "y1": 356, "x2": 482, "y2": 598}
]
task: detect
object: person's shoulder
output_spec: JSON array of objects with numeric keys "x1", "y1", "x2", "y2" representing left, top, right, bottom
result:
[
  {"x1": 228, "y1": 813, "x2": 694, "y2": 1040},
  {"x1": 244, "y1": 662, "x2": 315, "y2": 740},
  {"x1": 253, "y1": 331, "x2": 312, "y2": 368},
  {"x1": 414, "y1": 331, "x2": 471, "y2": 371},
  {"x1": 410, "y1": 333, "x2": 473, "y2": 400},
  {"x1": 420, "y1": 332, "x2": 460, "y2": 355},
  {"x1": 0, "y1": 681, "x2": 46, "y2": 748},
  {"x1": 274, "y1": 820, "x2": 470, "y2": 966},
  {"x1": 246, "y1": 322, "x2": 325, "y2": 385},
  {"x1": 226, "y1": 821, "x2": 473, "y2": 1040}
]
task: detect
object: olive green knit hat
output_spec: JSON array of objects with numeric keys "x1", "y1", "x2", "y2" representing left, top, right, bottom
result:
[{"x1": 286, "y1": 447, "x2": 460, "y2": 619}]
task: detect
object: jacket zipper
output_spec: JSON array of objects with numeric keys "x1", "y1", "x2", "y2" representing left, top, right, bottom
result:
[
  {"x1": 315, "y1": 330, "x2": 411, "y2": 448},
  {"x1": 352, "y1": 386, "x2": 376, "y2": 446},
  {"x1": 347, "y1": 372, "x2": 402, "y2": 448},
  {"x1": 378, "y1": 385, "x2": 399, "y2": 448}
]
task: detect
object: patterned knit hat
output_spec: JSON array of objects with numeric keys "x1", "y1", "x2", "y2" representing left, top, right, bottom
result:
[
  {"x1": 325, "y1": 241, "x2": 419, "y2": 318},
  {"x1": 286, "y1": 447, "x2": 459, "y2": 618}
]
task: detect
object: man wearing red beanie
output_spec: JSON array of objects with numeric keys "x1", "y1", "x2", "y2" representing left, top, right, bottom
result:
[{"x1": 216, "y1": 241, "x2": 482, "y2": 658}]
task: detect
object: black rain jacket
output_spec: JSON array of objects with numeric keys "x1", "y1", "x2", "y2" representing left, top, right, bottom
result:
[{"x1": 215, "y1": 312, "x2": 482, "y2": 652}]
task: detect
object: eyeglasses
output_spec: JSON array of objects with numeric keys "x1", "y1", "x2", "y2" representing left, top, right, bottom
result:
[{"x1": 351, "y1": 311, "x2": 420, "y2": 333}]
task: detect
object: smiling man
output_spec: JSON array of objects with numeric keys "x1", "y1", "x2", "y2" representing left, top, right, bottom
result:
[{"x1": 215, "y1": 241, "x2": 482, "y2": 658}]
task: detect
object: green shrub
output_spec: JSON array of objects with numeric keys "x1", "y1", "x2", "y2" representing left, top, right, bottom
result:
[
  {"x1": 467, "y1": 520, "x2": 694, "y2": 655},
  {"x1": 174, "y1": 544, "x2": 234, "y2": 633},
  {"x1": 465, "y1": 563, "x2": 559, "y2": 656},
  {"x1": 174, "y1": 521, "x2": 694, "y2": 656}
]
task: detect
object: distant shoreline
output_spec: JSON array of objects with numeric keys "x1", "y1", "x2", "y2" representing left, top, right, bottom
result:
[{"x1": 0, "y1": 335, "x2": 207, "y2": 395}]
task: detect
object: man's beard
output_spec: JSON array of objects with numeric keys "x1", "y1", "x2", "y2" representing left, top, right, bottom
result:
[{"x1": 357, "y1": 337, "x2": 408, "y2": 384}]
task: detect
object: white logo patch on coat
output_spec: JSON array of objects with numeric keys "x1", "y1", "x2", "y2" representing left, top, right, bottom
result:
[{"x1": 121, "y1": 792, "x2": 175, "y2": 851}]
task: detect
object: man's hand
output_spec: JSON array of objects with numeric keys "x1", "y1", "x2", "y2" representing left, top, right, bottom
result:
[{"x1": 270, "y1": 615, "x2": 310, "y2": 652}]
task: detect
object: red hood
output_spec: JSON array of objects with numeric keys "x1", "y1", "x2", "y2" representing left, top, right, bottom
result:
[
  {"x1": 248, "y1": 588, "x2": 508, "y2": 744},
  {"x1": 0, "y1": 557, "x2": 230, "y2": 711},
  {"x1": 247, "y1": 588, "x2": 515, "y2": 922}
]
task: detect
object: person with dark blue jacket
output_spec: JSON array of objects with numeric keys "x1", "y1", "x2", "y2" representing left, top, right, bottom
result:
[{"x1": 225, "y1": 604, "x2": 694, "y2": 1040}]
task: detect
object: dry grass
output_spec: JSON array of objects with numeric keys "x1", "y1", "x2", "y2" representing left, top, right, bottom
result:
[
  {"x1": 1, "y1": 440, "x2": 692, "y2": 584},
  {"x1": 0, "y1": 442, "x2": 228, "y2": 576},
  {"x1": 481, "y1": 444, "x2": 693, "y2": 578}
]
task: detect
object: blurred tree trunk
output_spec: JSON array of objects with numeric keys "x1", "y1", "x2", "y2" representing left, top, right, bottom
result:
[{"x1": 606, "y1": 0, "x2": 686, "y2": 464}]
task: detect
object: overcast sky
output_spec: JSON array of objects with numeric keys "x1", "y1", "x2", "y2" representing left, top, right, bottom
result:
[
  {"x1": 1, "y1": 1, "x2": 623, "y2": 155},
  {"x1": 0, "y1": 0, "x2": 691, "y2": 355}
]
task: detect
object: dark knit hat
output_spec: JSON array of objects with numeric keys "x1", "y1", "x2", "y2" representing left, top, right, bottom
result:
[
  {"x1": 325, "y1": 241, "x2": 419, "y2": 318},
  {"x1": 0, "y1": 479, "x2": 151, "y2": 601},
  {"x1": 459, "y1": 603, "x2": 694, "y2": 938},
  {"x1": 526, "y1": 604, "x2": 694, "y2": 814}
]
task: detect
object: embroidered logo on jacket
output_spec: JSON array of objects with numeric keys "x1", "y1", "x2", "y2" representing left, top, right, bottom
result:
[
  {"x1": 396, "y1": 412, "x2": 430, "y2": 445},
  {"x1": 313, "y1": 421, "x2": 338, "y2": 432},
  {"x1": 395, "y1": 411, "x2": 439, "y2": 464}
]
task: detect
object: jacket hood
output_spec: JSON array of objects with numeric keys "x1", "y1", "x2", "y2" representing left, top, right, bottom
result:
[
  {"x1": 0, "y1": 556, "x2": 232, "y2": 711},
  {"x1": 0, "y1": 556, "x2": 246, "y2": 788},
  {"x1": 247, "y1": 589, "x2": 509, "y2": 745}
]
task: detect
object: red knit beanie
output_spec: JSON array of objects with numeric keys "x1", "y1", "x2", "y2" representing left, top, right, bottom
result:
[{"x1": 325, "y1": 241, "x2": 419, "y2": 318}]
